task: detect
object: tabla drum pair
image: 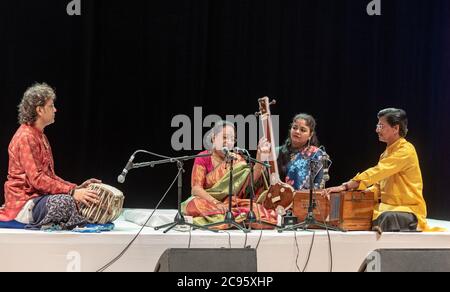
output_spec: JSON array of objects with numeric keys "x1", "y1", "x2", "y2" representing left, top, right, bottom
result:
[{"x1": 78, "y1": 183, "x2": 125, "y2": 224}]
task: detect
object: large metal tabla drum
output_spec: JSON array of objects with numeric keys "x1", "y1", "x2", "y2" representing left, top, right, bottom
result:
[{"x1": 79, "y1": 183, "x2": 124, "y2": 224}]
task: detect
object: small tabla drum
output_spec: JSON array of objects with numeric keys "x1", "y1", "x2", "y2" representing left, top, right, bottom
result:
[{"x1": 79, "y1": 183, "x2": 125, "y2": 224}]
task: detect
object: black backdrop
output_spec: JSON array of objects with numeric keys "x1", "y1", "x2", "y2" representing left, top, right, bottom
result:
[{"x1": 1, "y1": 0, "x2": 449, "y2": 219}]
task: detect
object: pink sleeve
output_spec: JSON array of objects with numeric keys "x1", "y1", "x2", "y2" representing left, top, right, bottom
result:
[{"x1": 191, "y1": 151, "x2": 212, "y2": 188}]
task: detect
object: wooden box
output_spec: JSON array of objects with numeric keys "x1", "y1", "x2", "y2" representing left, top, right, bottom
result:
[{"x1": 293, "y1": 191, "x2": 374, "y2": 231}]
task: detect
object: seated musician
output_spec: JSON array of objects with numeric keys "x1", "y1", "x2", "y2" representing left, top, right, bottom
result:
[
  {"x1": 325, "y1": 108, "x2": 442, "y2": 232},
  {"x1": 181, "y1": 120, "x2": 278, "y2": 228},
  {"x1": 0, "y1": 83, "x2": 101, "y2": 230},
  {"x1": 256, "y1": 113, "x2": 327, "y2": 190}
]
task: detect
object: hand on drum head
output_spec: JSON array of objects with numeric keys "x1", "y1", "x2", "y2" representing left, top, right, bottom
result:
[
  {"x1": 73, "y1": 188, "x2": 100, "y2": 207},
  {"x1": 79, "y1": 178, "x2": 102, "y2": 189}
]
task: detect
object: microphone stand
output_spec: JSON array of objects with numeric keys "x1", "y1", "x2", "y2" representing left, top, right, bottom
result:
[
  {"x1": 281, "y1": 157, "x2": 345, "y2": 232},
  {"x1": 132, "y1": 153, "x2": 218, "y2": 233},
  {"x1": 203, "y1": 152, "x2": 250, "y2": 233},
  {"x1": 239, "y1": 150, "x2": 281, "y2": 230}
]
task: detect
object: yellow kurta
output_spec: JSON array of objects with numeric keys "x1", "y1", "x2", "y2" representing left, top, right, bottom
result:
[{"x1": 352, "y1": 138, "x2": 438, "y2": 231}]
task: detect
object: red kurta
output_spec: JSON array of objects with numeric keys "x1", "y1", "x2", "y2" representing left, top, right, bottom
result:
[{"x1": 0, "y1": 124, "x2": 76, "y2": 221}]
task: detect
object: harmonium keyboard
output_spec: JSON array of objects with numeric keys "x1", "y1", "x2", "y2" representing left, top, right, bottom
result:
[{"x1": 292, "y1": 191, "x2": 375, "y2": 231}]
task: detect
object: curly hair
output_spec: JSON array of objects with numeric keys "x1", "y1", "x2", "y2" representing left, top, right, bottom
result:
[{"x1": 18, "y1": 83, "x2": 56, "y2": 124}]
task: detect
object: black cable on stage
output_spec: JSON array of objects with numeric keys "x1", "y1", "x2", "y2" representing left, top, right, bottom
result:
[{"x1": 97, "y1": 168, "x2": 181, "y2": 272}]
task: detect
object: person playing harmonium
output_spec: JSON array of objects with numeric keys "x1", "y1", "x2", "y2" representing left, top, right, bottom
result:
[{"x1": 324, "y1": 108, "x2": 444, "y2": 233}]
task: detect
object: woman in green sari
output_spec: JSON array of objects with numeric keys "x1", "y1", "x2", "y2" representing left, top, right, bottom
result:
[{"x1": 182, "y1": 121, "x2": 277, "y2": 229}]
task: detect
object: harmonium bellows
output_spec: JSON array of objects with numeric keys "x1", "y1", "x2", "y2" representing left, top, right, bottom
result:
[{"x1": 292, "y1": 191, "x2": 375, "y2": 231}]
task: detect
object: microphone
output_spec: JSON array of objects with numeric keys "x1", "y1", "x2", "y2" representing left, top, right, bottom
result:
[
  {"x1": 320, "y1": 152, "x2": 330, "y2": 165},
  {"x1": 319, "y1": 146, "x2": 330, "y2": 168},
  {"x1": 233, "y1": 147, "x2": 248, "y2": 155},
  {"x1": 221, "y1": 147, "x2": 232, "y2": 156},
  {"x1": 320, "y1": 151, "x2": 331, "y2": 187},
  {"x1": 117, "y1": 154, "x2": 136, "y2": 184},
  {"x1": 221, "y1": 147, "x2": 238, "y2": 161}
]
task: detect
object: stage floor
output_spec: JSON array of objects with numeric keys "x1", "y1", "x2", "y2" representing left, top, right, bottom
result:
[{"x1": 1, "y1": 209, "x2": 449, "y2": 272}]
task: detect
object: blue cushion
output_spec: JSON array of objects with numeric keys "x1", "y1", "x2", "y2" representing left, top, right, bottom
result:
[
  {"x1": 0, "y1": 220, "x2": 27, "y2": 229},
  {"x1": 0, "y1": 221, "x2": 115, "y2": 232}
]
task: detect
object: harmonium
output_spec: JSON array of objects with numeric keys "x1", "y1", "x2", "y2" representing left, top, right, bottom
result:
[{"x1": 292, "y1": 191, "x2": 375, "y2": 231}]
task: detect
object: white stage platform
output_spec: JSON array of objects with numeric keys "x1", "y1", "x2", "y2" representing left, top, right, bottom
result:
[{"x1": 1, "y1": 209, "x2": 450, "y2": 272}]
